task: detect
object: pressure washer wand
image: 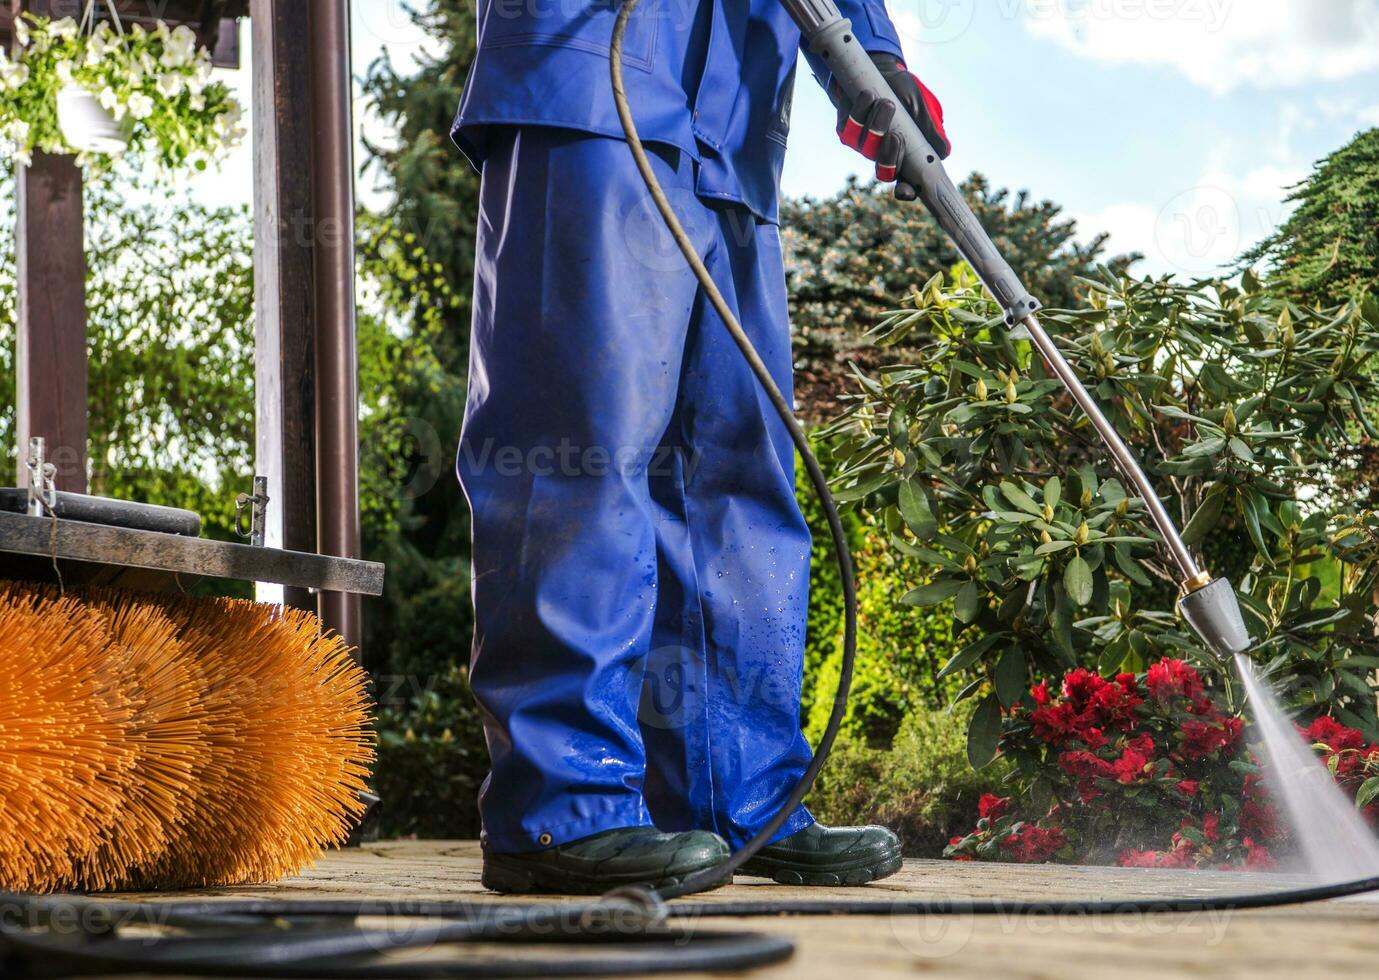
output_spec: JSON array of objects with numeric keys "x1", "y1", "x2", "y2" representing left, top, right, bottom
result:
[{"x1": 782, "y1": 0, "x2": 1249, "y2": 660}]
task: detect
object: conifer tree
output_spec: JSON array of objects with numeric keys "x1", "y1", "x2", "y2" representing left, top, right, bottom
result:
[{"x1": 1244, "y1": 128, "x2": 1379, "y2": 307}]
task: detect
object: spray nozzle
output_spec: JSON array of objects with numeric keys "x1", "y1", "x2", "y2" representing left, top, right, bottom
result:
[{"x1": 1177, "y1": 576, "x2": 1251, "y2": 661}]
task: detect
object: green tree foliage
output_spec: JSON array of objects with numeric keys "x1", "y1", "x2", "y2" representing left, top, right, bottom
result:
[
  {"x1": 357, "y1": 0, "x2": 480, "y2": 688},
  {"x1": 825, "y1": 267, "x2": 1379, "y2": 763},
  {"x1": 782, "y1": 174, "x2": 1140, "y2": 421},
  {"x1": 1244, "y1": 128, "x2": 1379, "y2": 307},
  {"x1": 0, "y1": 173, "x2": 254, "y2": 546},
  {"x1": 361, "y1": 0, "x2": 478, "y2": 353}
]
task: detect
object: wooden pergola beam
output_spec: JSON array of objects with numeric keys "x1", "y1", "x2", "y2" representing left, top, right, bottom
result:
[
  {"x1": 0, "y1": 2, "x2": 247, "y2": 66},
  {"x1": 14, "y1": 0, "x2": 85, "y2": 492}
]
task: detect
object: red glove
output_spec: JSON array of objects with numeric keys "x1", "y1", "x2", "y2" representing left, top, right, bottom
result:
[{"x1": 829, "y1": 52, "x2": 950, "y2": 201}]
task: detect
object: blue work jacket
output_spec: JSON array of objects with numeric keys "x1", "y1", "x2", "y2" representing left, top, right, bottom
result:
[{"x1": 451, "y1": 0, "x2": 904, "y2": 222}]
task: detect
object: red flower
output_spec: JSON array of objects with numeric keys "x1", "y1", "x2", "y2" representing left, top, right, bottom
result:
[
  {"x1": 1081, "y1": 726, "x2": 1109, "y2": 750},
  {"x1": 999, "y1": 824, "x2": 1066, "y2": 863},
  {"x1": 1058, "y1": 750, "x2": 1113, "y2": 781},
  {"x1": 1302, "y1": 716, "x2": 1365, "y2": 752},
  {"x1": 1090, "y1": 681, "x2": 1143, "y2": 732},
  {"x1": 1117, "y1": 849, "x2": 1160, "y2": 868},
  {"x1": 1179, "y1": 716, "x2": 1243, "y2": 760},
  {"x1": 1031, "y1": 679, "x2": 1051, "y2": 706},
  {"x1": 1031, "y1": 702, "x2": 1080, "y2": 745},
  {"x1": 1117, "y1": 847, "x2": 1193, "y2": 869},
  {"x1": 1201, "y1": 812, "x2": 1220, "y2": 843},
  {"x1": 978, "y1": 794, "x2": 1010, "y2": 821},
  {"x1": 1062, "y1": 668, "x2": 1106, "y2": 709},
  {"x1": 1146, "y1": 658, "x2": 1206, "y2": 707},
  {"x1": 1111, "y1": 744, "x2": 1153, "y2": 784},
  {"x1": 1126, "y1": 733, "x2": 1155, "y2": 756},
  {"x1": 1242, "y1": 837, "x2": 1274, "y2": 869},
  {"x1": 1175, "y1": 779, "x2": 1200, "y2": 798},
  {"x1": 1240, "y1": 799, "x2": 1281, "y2": 841}
]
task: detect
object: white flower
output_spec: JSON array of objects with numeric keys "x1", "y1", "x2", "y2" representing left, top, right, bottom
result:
[
  {"x1": 161, "y1": 25, "x2": 199, "y2": 68},
  {"x1": 157, "y1": 73, "x2": 184, "y2": 98},
  {"x1": 1, "y1": 62, "x2": 30, "y2": 90},
  {"x1": 185, "y1": 62, "x2": 212, "y2": 95},
  {"x1": 127, "y1": 92, "x2": 154, "y2": 120},
  {"x1": 14, "y1": 19, "x2": 29, "y2": 48},
  {"x1": 98, "y1": 88, "x2": 119, "y2": 111},
  {"x1": 48, "y1": 17, "x2": 79, "y2": 41},
  {"x1": 55, "y1": 60, "x2": 74, "y2": 84},
  {"x1": 14, "y1": 148, "x2": 32, "y2": 167},
  {"x1": 189, "y1": 93, "x2": 206, "y2": 111}
]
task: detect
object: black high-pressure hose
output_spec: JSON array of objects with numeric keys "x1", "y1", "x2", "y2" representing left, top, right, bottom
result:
[{"x1": 4, "y1": 3, "x2": 1379, "y2": 977}]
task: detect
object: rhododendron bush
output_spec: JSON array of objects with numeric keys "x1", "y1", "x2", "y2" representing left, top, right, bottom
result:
[
  {"x1": 944, "y1": 660, "x2": 1379, "y2": 868},
  {"x1": 822, "y1": 271, "x2": 1379, "y2": 769}
]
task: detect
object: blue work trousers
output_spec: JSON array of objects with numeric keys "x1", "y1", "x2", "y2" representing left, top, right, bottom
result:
[{"x1": 458, "y1": 126, "x2": 813, "y2": 853}]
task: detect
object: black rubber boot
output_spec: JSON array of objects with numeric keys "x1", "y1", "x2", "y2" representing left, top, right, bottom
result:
[
  {"x1": 482, "y1": 826, "x2": 729, "y2": 895},
  {"x1": 738, "y1": 822, "x2": 902, "y2": 886}
]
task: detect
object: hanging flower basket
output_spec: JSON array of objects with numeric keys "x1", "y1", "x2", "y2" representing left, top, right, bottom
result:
[
  {"x1": 57, "y1": 83, "x2": 133, "y2": 152},
  {"x1": 0, "y1": 14, "x2": 243, "y2": 171}
]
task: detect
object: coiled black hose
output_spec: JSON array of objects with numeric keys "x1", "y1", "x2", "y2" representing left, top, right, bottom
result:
[{"x1": 3, "y1": 2, "x2": 1379, "y2": 976}]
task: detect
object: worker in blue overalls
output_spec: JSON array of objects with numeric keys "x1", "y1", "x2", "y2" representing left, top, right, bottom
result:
[{"x1": 452, "y1": 0, "x2": 950, "y2": 893}]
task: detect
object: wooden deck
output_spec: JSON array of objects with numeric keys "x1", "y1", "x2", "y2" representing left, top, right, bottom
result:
[{"x1": 117, "y1": 839, "x2": 1379, "y2": 978}]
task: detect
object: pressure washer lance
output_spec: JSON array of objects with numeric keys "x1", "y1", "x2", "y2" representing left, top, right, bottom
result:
[{"x1": 783, "y1": 0, "x2": 1249, "y2": 661}]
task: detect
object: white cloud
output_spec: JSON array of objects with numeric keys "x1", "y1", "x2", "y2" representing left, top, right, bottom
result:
[
  {"x1": 1079, "y1": 162, "x2": 1304, "y2": 276},
  {"x1": 1313, "y1": 96, "x2": 1379, "y2": 129},
  {"x1": 1021, "y1": 0, "x2": 1379, "y2": 95}
]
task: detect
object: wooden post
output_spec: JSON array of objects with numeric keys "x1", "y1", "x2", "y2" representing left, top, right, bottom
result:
[
  {"x1": 251, "y1": 0, "x2": 316, "y2": 614},
  {"x1": 14, "y1": 0, "x2": 86, "y2": 492}
]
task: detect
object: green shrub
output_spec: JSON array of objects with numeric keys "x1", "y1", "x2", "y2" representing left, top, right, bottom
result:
[
  {"x1": 804, "y1": 528, "x2": 965, "y2": 747},
  {"x1": 807, "y1": 701, "x2": 1007, "y2": 856},
  {"x1": 798, "y1": 446, "x2": 863, "y2": 729},
  {"x1": 372, "y1": 666, "x2": 488, "y2": 839},
  {"x1": 824, "y1": 269, "x2": 1379, "y2": 764}
]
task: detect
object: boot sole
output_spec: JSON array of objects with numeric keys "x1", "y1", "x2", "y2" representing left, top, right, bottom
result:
[
  {"x1": 737, "y1": 848, "x2": 903, "y2": 887},
  {"x1": 482, "y1": 854, "x2": 727, "y2": 896}
]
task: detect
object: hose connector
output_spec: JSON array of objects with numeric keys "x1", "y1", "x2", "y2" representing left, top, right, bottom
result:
[{"x1": 1177, "y1": 576, "x2": 1251, "y2": 661}]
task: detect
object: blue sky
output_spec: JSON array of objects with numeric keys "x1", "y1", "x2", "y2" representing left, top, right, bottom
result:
[{"x1": 191, "y1": 0, "x2": 1379, "y2": 277}]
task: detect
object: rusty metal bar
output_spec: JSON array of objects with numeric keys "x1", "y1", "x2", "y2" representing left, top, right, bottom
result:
[{"x1": 307, "y1": 0, "x2": 362, "y2": 654}]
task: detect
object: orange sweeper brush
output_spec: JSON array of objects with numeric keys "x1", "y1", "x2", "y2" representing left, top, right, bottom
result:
[{"x1": 0, "y1": 581, "x2": 375, "y2": 893}]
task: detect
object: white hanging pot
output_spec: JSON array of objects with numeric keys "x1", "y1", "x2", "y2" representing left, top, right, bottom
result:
[{"x1": 56, "y1": 84, "x2": 132, "y2": 153}]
